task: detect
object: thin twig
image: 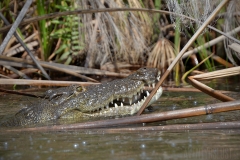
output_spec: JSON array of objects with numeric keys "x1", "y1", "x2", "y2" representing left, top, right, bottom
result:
[
  {"x1": 0, "y1": 74, "x2": 11, "y2": 79},
  {"x1": 0, "y1": 88, "x2": 40, "y2": 98},
  {"x1": 181, "y1": 53, "x2": 214, "y2": 82},
  {"x1": 8, "y1": 68, "x2": 38, "y2": 79},
  {"x1": 3, "y1": 32, "x2": 38, "y2": 56},
  {"x1": 3, "y1": 66, "x2": 30, "y2": 79},
  {"x1": 212, "y1": 55, "x2": 234, "y2": 68},
  {"x1": 0, "y1": 55, "x2": 128, "y2": 77},
  {"x1": 0, "y1": 79, "x2": 99, "y2": 86},
  {"x1": 0, "y1": 0, "x2": 33, "y2": 54}
]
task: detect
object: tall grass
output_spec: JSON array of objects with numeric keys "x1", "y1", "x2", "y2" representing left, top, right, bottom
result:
[
  {"x1": 174, "y1": 18, "x2": 181, "y2": 85},
  {"x1": 36, "y1": 0, "x2": 49, "y2": 60}
]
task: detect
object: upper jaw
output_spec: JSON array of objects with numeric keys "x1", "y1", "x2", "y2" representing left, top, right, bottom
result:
[{"x1": 85, "y1": 72, "x2": 161, "y2": 115}]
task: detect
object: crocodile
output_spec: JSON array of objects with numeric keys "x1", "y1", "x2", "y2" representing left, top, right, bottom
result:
[{"x1": 1, "y1": 67, "x2": 162, "y2": 127}]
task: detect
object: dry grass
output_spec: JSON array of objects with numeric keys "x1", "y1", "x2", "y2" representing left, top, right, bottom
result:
[
  {"x1": 147, "y1": 38, "x2": 176, "y2": 73},
  {"x1": 75, "y1": 0, "x2": 152, "y2": 68},
  {"x1": 224, "y1": 0, "x2": 240, "y2": 65}
]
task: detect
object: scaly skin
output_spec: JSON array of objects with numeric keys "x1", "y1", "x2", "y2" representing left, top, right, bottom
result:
[{"x1": 1, "y1": 67, "x2": 162, "y2": 127}]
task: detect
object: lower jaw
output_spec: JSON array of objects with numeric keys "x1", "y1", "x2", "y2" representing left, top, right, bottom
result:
[{"x1": 61, "y1": 86, "x2": 163, "y2": 119}]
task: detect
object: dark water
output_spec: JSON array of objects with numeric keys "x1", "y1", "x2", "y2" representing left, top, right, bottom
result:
[
  {"x1": 0, "y1": 82, "x2": 240, "y2": 159},
  {"x1": 1, "y1": 129, "x2": 240, "y2": 160}
]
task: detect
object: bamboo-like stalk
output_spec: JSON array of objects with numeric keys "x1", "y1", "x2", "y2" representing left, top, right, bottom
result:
[
  {"x1": 137, "y1": 0, "x2": 230, "y2": 115},
  {"x1": 7, "y1": 99, "x2": 240, "y2": 132},
  {"x1": 91, "y1": 121, "x2": 240, "y2": 133},
  {"x1": 7, "y1": 121, "x2": 240, "y2": 132}
]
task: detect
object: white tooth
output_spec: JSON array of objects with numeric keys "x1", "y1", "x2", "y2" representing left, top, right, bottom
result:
[
  {"x1": 152, "y1": 83, "x2": 155, "y2": 88},
  {"x1": 157, "y1": 76, "x2": 160, "y2": 81},
  {"x1": 121, "y1": 102, "x2": 123, "y2": 107},
  {"x1": 138, "y1": 92, "x2": 141, "y2": 96},
  {"x1": 106, "y1": 105, "x2": 109, "y2": 109},
  {"x1": 148, "y1": 84, "x2": 151, "y2": 87},
  {"x1": 135, "y1": 95, "x2": 138, "y2": 101},
  {"x1": 111, "y1": 101, "x2": 113, "y2": 104},
  {"x1": 114, "y1": 103, "x2": 118, "y2": 108},
  {"x1": 122, "y1": 98, "x2": 125, "y2": 102},
  {"x1": 129, "y1": 99, "x2": 132, "y2": 105},
  {"x1": 117, "y1": 97, "x2": 119, "y2": 101},
  {"x1": 141, "y1": 89, "x2": 143, "y2": 93},
  {"x1": 146, "y1": 91, "x2": 150, "y2": 96}
]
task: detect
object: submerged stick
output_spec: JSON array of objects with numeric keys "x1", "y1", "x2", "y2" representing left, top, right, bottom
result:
[
  {"x1": 97, "y1": 121, "x2": 240, "y2": 133},
  {"x1": 137, "y1": 0, "x2": 230, "y2": 115},
  {"x1": 7, "y1": 99, "x2": 240, "y2": 132},
  {"x1": 188, "y1": 66, "x2": 240, "y2": 102},
  {"x1": 188, "y1": 77, "x2": 235, "y2": 102}
]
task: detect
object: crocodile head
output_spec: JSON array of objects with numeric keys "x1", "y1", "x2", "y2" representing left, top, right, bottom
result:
[{"x1": 61, "y1": 67, "x2": 162, "y2": 118}]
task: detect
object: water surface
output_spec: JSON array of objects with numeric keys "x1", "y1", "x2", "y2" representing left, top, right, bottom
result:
[{"x1": 0, "y1": 83, "x2": 240, "y2": 159}]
